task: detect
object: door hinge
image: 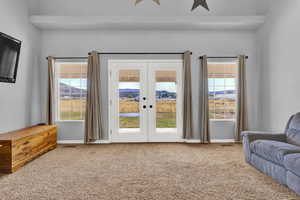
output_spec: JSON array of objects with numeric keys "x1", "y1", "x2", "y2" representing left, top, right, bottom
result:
[
  {"x1": 110, "y1": 71, "x2": 112, "y2": 77},
  {"x1": 110, "y1": 130, "x2": 112, "y2": 135}
]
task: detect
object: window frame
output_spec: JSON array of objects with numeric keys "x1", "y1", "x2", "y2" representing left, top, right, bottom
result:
[
  {"x1": 207, "y1": 60, "x2": 238, "y2": 122},
  {"x1": 54, "y1": 60, "x2": 88, "y2": 122}
]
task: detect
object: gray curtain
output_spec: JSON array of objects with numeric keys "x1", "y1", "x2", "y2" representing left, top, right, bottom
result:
[
  {"x1": 84, "y1": 51, "x2": 104, "y2": 143},
  {"x1": 235, "y1": 55, "x2": 248, "y2": 142},
  {"x1": 47, "y1": 56, "x2": 55, "y2": 125},
  {"x1": 200, "y1": 55, "x2": 210, "y2": 143},
  {"x1": 183, "y1": 51, "x2": 193, "y2": 139}
]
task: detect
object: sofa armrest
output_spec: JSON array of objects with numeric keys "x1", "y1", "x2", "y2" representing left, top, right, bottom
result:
[
  {"x1": 242, "y1": 131, "x2": 286, "y2": 143},
  {"x1": 242, "y1": 131, "x2": 286, "y2": 163}
]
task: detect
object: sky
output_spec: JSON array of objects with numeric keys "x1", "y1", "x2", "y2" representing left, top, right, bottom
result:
[
  {"x1": 60, "y1": 79, "x2": 178, "y2": 92},
  {"x1": 61, "y1": 78, "x2": 237, "y2": 92},
  {"x1": 209, "y1": 78, "x2": 236, "y2": 91},
  {"x1": 61, "y1": 78, "x2": 86, "y2": 89},
  {"x1": 116, "y1": 78, "x2": 236, "y2": 92},
  {"x1": 119, "y1": 82, "x2": 177, "y2": 92}
]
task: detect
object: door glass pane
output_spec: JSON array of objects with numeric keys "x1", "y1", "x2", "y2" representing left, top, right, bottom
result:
[
  {"x1": 119, "y1": 70, "x2": 140, "y2": 129},
  {"x1": 156, "y1": 70, "x2": 177, "y2": 129}
]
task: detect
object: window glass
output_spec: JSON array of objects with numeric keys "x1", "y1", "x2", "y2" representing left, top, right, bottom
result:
[
  {"x1": 208, "y1": 62, "x2": 237, "y2": 120},
  {"x1": 118, "y1": 69, "x2": 141, "y2": 129},
  {"x1": 155, "y1": 70, "x2": 177, "y2": 128},
  {"x1": 57, "y1": 62, "x2": 87, "y2": 121}
]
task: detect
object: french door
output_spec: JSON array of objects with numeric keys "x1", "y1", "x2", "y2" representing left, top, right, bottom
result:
[{"x1": 109, "y1": 60, "x2": 183, "y2": 143}]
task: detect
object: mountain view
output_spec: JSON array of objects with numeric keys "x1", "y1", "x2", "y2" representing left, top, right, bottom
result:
[
  {"x1": 60, "y1": 82, "x2": 236, "y2": 100},
  {"x1": 60, "y1": 82, "x2": 87, "y2": 98},
  {"x1": 60, "y1": 83, "x2": 177, "y2": 99},
  {"x1": 209, "y1": 90, "x2": 236, "y2": 100}
]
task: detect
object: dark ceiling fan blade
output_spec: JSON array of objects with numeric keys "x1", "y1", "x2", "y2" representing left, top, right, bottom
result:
[{"x1": 191, "y1": 0, "x2": 210, "y2": 11}]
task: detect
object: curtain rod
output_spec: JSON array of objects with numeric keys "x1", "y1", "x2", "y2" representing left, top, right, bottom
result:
[
  {"x1": 90, "y1": 52, "x2": 192, "y2": 55},
  {"x1": 46, "y1": 57, "x2": 88, "y2": 60},
  {"x1": 199, "y1": 56, "x2": 249, "y2": 59},
  {"x1": 46, "y1": 52, "x2": 192, "y2": 60}
]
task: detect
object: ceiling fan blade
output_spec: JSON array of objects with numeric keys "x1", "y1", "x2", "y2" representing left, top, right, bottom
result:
[
  {"x1": 191, "y1": 0, "x2": 210, "y2": 11},
  {"x1": 152, "y1": 0, "x2": 160, "y2": 5},
  {"x1": 200, "y1": 0, "x2": 210, "y2": 11},
  {"x1": 135, "y1": 0, "x2": 143, "y2": 5}
]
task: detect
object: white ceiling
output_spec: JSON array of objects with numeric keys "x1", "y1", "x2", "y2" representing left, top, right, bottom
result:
[
  {"x1": 28, "y1": 0, "x2": 271, "y2": 16},
  {"x1": 30, "y1": 15, "x2": 265, "y2": 30}
]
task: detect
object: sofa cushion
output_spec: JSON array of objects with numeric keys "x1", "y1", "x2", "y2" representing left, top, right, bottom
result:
[
  {"x1": 284, "y1": 154, "x2": 300, "y2": 177},
  {"x1": 285, "y1": 113, "x2": 300, "y2": 146},
  {"x1": 250, "y1": 140, "x2": 300, "y2": 165}
]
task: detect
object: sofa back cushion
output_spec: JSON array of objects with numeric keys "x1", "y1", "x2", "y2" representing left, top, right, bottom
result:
[{"x1": 286, "y1": 113, "x2": 300, "y2": 146}]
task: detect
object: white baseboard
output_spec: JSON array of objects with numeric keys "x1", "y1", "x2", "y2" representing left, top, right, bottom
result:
[
  {"x1": 58, "y1": 140, "x2": 83, "y2": 144},
  {"x1": 57, "y1": 140, "x2": 110, "y2": 144},
  {"x1": 58, "y1": 139, "x2": 235, "y2": 144},
  {"x1": 183, "y1": 139, "x2": 235, "y2": 143},
  {"x1": 211, "y1": 139, "x2": 235, "y2": 143},
  {"x1": 89, "y1": 140, "x2": 111, "y2": 144},
  {"x1": 184, "y1": 139, "x2": 201, "y2": 143}
]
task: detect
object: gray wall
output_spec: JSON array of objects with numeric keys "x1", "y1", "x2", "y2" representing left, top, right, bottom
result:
[
  {"x1": 40, "y1": 30, "x2": 259, "y2": 141},
  {"x1": 0, "y1": 0, "x2": 42, "y2": 133},
  {"x1": 257, "y1": 0, "x2": 300, "y2": 132},
  {"x1": 28, "y1": 0, "x2": 270, "y2": 16}
]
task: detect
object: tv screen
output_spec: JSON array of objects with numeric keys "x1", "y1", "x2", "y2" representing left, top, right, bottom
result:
[{"x1": 0, "y1": 32, "x2": 21, "y2": 83}]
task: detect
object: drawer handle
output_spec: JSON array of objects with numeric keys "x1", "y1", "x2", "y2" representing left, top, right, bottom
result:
[{"x1": 23, "y1": 141, "x2": 30, "y2": 145}]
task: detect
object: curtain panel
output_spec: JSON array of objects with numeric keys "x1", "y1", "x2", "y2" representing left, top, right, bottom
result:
[
  {"x1": 47, "y1": 56, "x2": 55, "y2": 125},
  {"x1": 235, "y1": 55, "x2": 248, "y2": 142},
  {"x1": 200, "y1": 55, "x2": 210, "y2": 143},
  {"x1": 84, "y1": 51, "x2": 104, "y2": 143},
  {"x1": 183, "y1": 51, "x2": 193, "y2": 139}
]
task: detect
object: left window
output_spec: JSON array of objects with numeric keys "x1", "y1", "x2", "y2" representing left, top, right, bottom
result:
[{"x1": 55, "y1": 61, "x2": 88, "y2": 121}]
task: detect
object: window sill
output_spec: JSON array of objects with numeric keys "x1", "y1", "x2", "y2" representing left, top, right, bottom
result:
[
  {"x1": 210, "y1": 119, "x2": 236, "y2": 122},
  {"x1": 55, "y1": 120, "x2": 84, "y2": 123}
]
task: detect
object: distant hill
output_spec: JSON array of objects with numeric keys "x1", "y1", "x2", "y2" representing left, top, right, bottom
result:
[
  {"x1": 60, "y1": 83, "x2": 87, "y2": 98},
  {"x1": 209, "y1": 90, "x2": 236, "y2": 100},
  {"x1": 60, "y1": 84, "x2": 176, "y2": 99},
  {"x1": 60, "y1": 83, "x2": 235, "y2": 100},
  {"x1": 119, "y1": 88, "x2": 176, "y2": 99},
  {"x1": 119, "y1": 89, "x2": 140, "y2": 98}
]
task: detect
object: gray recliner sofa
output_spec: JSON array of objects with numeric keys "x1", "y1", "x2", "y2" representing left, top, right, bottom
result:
[{"x1": 243, "y1": 113, "x2": 300, "y2": 195}]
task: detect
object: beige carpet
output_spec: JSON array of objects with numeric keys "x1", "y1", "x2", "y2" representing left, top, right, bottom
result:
[{"x1": 0, "y1": 144, "x2": 299, "y2": 200}]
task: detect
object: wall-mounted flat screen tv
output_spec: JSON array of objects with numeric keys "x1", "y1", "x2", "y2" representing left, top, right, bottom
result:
[{"x1": 0, "y1": 32, "x2": 21, "y2": 83}]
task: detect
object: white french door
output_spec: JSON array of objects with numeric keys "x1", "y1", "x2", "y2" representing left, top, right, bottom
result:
[{"x1": 109, "y1": 60, "x2": 183, "y2": 143}]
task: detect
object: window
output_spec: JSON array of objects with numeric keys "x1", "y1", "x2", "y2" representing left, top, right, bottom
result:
[
  {"x1": 56, "y1": 61, "x2": 87, "y2": 121},
  {"x1": 208, "y1": 61, "x2": 238, "y2": 120}
]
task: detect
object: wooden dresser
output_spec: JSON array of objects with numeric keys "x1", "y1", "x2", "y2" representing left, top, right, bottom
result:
[{"x1": 0, "y1": 125, "x2": 57, "y2": 173}]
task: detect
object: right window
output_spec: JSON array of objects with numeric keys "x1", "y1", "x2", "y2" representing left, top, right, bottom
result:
[{"x1": 208, "y1": 61, "x2": 238, "y2": 120}]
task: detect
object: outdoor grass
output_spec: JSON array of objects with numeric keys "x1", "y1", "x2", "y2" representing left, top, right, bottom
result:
[
  {"x1": 59, "y1": 99, "x2": 236, "y2": 122},
  {"x1": 60, "y1": 112, "x2": 84, "y2": 120},
  {"x1": 120, "y1": 112, "x2": 176, "y2": 128},
  {"x1": 60, "y1": 112, "x2": 176, "y2": 128}
]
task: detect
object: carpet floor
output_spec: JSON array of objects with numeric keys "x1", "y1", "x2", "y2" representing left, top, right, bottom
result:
[{"x1": 0, "y1": 143, "x2": 299, "y2": 200}]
